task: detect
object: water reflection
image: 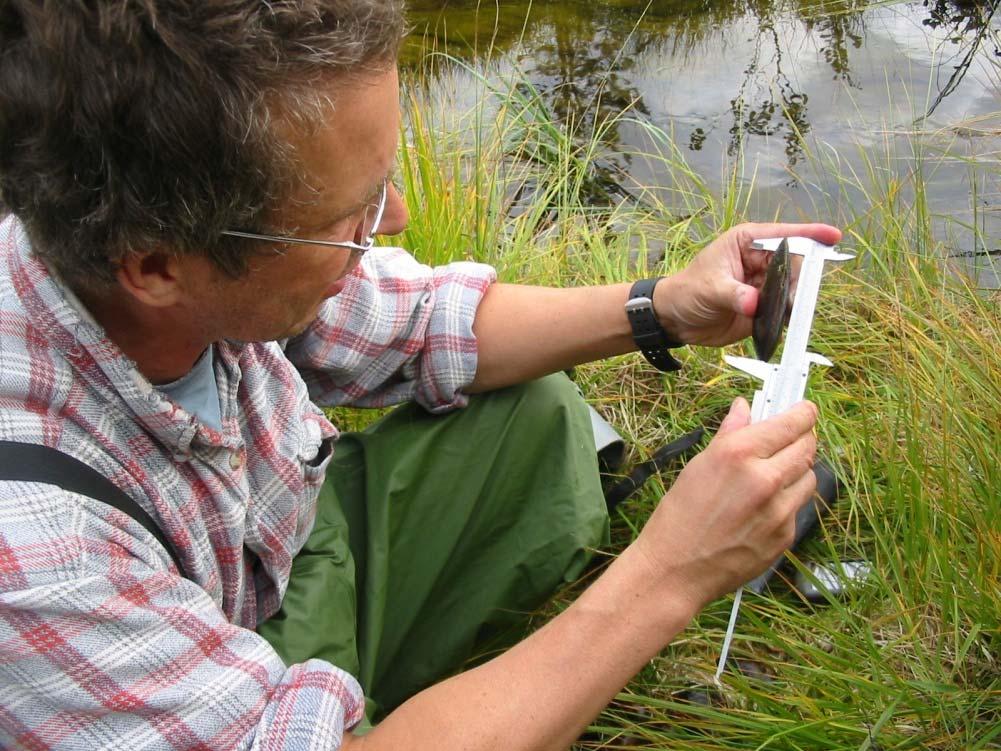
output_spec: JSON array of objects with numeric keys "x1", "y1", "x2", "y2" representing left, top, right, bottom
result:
[
  {"x1": 915, "y1": 0, "x2": 1000, "y2": 123},
  {"x1": 717, "y1": 15, "x2": 814, "y2": 168},
  {"x1": 406, "y1": 0, "x2": 1001, "y2": 285},
  {"x1": 408, "y1": 0, "x2": 994, "y2": 164}
]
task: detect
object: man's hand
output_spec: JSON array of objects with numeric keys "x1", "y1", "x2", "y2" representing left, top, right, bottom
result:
[
  {"x1": 656, "y1": 222, "x2": 842, "y2": 347},
  {"x1": 633, "y1": 398, "x2": 819, "y2": 616}
]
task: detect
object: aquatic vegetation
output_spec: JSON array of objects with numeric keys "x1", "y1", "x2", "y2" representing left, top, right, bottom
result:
[
  {"x1": 362, "y1": 47, "x2": 1001, "y2": 748},
  {"x1": 330, "y1": 3, "x2": 1000, "y2": 745}
]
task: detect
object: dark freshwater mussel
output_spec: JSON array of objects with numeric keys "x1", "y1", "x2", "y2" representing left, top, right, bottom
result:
[{"x1": 752, "y1": 238, "x2": 791, "y2": 362}]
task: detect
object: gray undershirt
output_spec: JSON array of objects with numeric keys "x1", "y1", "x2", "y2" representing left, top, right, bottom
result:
[{"x1": 157, "y1": 345, "x2": 223, "y2": 431}]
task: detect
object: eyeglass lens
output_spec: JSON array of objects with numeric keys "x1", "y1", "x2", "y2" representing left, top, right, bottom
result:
[{"x1": 359, "y1": 182, "x2": 388, "y2": 246}]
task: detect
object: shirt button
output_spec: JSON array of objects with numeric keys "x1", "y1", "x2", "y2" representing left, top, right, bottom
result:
[{"x1": 229, "y1": 453, "x2": 244, "y2": 471}]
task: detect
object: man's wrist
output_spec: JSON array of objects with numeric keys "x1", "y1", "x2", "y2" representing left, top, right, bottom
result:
[
  {"x1": 650, "y1": 273, "x2": 687, "y2": 344},
  {"x1": 626, "y1": 278, "x2": 684, "y2": 372},
  {"x1": 592, "y1": 542, "x2": 701, "y2": 638}
]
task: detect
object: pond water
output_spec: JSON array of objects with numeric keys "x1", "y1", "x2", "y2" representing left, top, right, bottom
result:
[{"x1": 404, "y1": 0, "x2": 1001, "y2": 287}]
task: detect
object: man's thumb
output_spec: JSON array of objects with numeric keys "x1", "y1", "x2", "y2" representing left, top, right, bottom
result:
[
  {"x1": 717, "y1": 397, "x2": 751, "y2": 436},
  {"x1": 732, "y1": 282, "x2": 758, "y2": 317}
]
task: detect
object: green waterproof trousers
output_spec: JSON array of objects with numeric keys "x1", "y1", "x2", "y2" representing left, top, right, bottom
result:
[{"x1": 257, "y1": 373, "x2": 610, "y2": 723}]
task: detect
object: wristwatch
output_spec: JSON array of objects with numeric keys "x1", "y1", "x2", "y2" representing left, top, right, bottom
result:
[{"x1": 625, "y1": 278, "x2": 683, "y2": 372}]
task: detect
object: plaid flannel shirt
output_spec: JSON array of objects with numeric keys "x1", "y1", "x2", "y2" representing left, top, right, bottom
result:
[{"x1": 0, "y1": 215, "x2": 496, "y2": 750}]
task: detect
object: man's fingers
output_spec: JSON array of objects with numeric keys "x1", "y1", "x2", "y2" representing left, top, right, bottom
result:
[
  {"x1": 768, "y1": 429, "x2": 817, "y2": 489},
  {"x1": 779, "y1": 466, "x2": 819, "y2": 526},
  {"x1": 717, "y1": 397, "x2": 751, "y2": 436},
  {"x1": 767, "y1": 467, "x2": 819, "y2": 552},
  {"x1": 742, "y1": 401, "x2": 818, "y2": 458},
  {"x1": 737, "y1": 222, "x2": 843, "y2": 248}
]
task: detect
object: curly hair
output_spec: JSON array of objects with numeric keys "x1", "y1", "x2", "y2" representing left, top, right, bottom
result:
[{"x1": 0, "y1": 0, "x2": 406, "y2": 289}]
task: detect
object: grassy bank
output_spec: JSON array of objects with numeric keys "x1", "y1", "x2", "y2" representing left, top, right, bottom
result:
[{"x1": 342, "y1": 59, "x2": 1000, "y2": 748}]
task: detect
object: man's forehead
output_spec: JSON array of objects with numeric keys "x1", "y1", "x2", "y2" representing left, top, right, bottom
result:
[
  {"x1": 274, "y1": 68, "x2": 400, "y2": 230},
  {"x1": 282, "y1": 160, "x2": 394, "y2": 233}
]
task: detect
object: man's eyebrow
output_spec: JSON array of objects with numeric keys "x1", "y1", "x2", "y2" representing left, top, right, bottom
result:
[{"x1": 330, "y1": 165, "x2": 396, "y2": 223}]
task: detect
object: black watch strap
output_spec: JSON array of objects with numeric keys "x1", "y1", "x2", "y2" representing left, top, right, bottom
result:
[{"x1": 626, "y1": 278, "x2": 683, "y2": 372}]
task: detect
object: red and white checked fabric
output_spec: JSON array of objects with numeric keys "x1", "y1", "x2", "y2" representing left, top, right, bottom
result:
[{"x1": 0, "y1": 215, "x2": 495, "y2": 749}]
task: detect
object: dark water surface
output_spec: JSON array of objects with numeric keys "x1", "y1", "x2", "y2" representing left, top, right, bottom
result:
[{"x1": 405, "y1": 0, "x2": 1001, "y2": 286}]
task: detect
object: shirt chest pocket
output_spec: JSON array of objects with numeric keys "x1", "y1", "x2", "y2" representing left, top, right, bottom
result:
[
  {"x1": 241, "y1": 412, "x2": 335, "y2": 551},
  {"x1": 291, "y1": 417, "x2": 334, "y2": 540},
  {"x1": 301, "y1": 435, "x2": 333, "y2": 485},
  {"x1": 297, "y1": 416, "x2": 334, "y2": 487}
]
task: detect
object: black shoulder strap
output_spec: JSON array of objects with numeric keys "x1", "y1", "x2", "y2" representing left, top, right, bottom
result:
[{"x1": 0, "y1": 441, "x2": 187, "y2": 578}]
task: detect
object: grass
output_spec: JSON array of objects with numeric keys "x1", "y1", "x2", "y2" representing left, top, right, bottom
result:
[{"x1": 336, "y1": 40, "x2": 1000, "y2": 749}]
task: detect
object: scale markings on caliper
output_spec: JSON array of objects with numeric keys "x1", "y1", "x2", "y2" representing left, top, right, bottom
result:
[{"x1": 715, "y1": 236, "x2": 854, "y2": 682}]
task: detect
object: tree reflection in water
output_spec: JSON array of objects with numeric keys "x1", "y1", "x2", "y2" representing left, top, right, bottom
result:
[{"x1": 407, "y1": 0, "x2": 998, "y2": 181}]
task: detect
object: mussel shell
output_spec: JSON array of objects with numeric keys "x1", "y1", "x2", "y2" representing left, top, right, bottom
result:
[{"x1": 752, "y1": 238, "x2": 791, "y2": 362}]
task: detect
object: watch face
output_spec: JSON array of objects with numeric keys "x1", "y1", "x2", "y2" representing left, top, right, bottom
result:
[{"x1": 753, "y1": 237, "x2": 791, "y2": 362}]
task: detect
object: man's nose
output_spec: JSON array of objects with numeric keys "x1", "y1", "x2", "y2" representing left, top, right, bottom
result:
[{"x1": 377, "y1": 182, "x2": 408, "y2": 237}]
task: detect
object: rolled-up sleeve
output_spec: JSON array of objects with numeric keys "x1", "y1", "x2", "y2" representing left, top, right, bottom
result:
[
  {"x1": 285, "y1": 246, "x2": 496, "y2": 413},
  {"x1": 0, "y1": 484, "x2": 365, "y2": 750}
]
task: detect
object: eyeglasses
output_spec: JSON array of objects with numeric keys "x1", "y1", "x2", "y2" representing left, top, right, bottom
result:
[{"x1": 221, "y1": 179, "x2": 389, "y2": 259}]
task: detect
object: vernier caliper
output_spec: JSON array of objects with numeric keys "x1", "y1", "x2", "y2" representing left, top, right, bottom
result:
[{"x1": 714, "y1": 236, "x2": 854, "y2": 681}]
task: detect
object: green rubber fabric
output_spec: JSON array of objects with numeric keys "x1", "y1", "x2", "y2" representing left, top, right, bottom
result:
[{"x1": 257, "y1": 373, "x2": 610, "y2": 726}]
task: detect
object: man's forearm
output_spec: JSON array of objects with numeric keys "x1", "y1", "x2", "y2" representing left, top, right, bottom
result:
[
  {"x1": 467, "y1": 280, "x2": 679, "y2": 393},
  {"x1": 343, "y1": 545, "x2": 697, "y2": 751},
  {"x1": 467, "y1": 224, "x2": 845, "y2": 391}
]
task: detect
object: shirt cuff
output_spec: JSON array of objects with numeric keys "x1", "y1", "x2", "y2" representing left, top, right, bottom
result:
[{"x1": 413, "y1": 260, "x2": 496, "y2": 412}]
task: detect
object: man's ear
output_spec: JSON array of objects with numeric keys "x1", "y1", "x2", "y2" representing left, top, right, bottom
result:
[{"x1": 115, "y1": 251, "x2": 185, "y2": 307}]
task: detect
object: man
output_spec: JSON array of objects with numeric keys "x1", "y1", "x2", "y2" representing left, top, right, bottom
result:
[{"x1": 0, "y1": 2, "x2": 838, "y2": 749}]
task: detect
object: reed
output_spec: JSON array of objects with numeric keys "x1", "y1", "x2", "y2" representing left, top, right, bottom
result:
[{"x1": 334, "y1": 54, "x2": 1001, "y2": 749}]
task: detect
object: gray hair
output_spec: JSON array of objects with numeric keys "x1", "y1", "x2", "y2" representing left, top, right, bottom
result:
[{"x1": 0, "y1": 0, "x2": 406, "y2": 288}]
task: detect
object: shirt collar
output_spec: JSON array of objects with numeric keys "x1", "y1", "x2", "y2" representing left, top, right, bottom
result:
[{"x1": 2, "y1": 215, "x2": 241, "y2": 450}]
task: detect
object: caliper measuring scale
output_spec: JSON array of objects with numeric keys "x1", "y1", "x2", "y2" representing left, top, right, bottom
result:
[{"x1": 714, "y1": 236, "x2": 854, "y2": 681}]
